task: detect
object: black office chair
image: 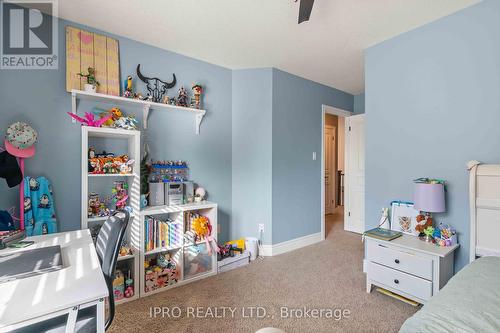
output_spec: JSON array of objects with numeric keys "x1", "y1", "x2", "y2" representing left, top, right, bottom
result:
[{"x1": 15, "y1": 210, "x2": 130, "y2": 333}]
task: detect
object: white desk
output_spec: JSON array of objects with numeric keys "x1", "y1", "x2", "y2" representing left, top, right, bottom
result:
[{"x1": 0, "y1": 230, "x2": 108, "y2": 332}]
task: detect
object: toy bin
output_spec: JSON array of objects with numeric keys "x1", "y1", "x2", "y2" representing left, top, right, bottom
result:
[{"x1": 183, "y1": 243, "x2": 213, "y2": 280}]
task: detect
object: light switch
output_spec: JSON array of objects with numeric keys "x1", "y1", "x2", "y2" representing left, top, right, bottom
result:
[{"x1": 312, "y1": 152, "x2": 317, "y2": 160}]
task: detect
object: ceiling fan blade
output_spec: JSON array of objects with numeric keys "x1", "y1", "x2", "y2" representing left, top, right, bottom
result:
[{"x1": 298, "y1": 0, "x2": 314, "y2": 24}]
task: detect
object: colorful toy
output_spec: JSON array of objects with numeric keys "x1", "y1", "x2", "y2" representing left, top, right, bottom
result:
[
  {"x1": 114, "y1": 115, "x2": 138, "y2": 130},
  {"x1": 88, "y1": 152, "x2": 133, "y2": 175},
  {"x1": 112, "y1": 269, "x2": 125, "y2": 301},
  {"x1": 99, "y1": 107, "x2": 122, "y2": 127},
  {"x1": 112, "y1": 181, "x2": 129, "y2": 210},
  {"x1": 191, "y1": 84, "x2": 203, "y2": 109},
  {"x1": 422, "y1": 226, "x2": 435, "y2": 242},
  {"x1": 88, "y1": 193, "x2": 100, "y2": 217},
  {"x1": 415, "y1": 213, "x2": 433, "y2": 234},
  {"x1": 77, "y1": 67, "x2": 100, "y2": 92},
  {"x1": 68, "y1": 112, "x2": 112, "y2": 127},
  {"x1": 123, "y1": 75, "x2": 133, "y2": 98},
  {"x1": 225, "y1": 239, "x2": 245, "y2": 250}
]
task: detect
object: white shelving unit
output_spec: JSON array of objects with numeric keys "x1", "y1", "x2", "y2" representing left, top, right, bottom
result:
[
  {"x1": 71, "y1": 89, "x2": 207, "y2": 134},
  {"x1": 139, "y1": 202, "x2": 218, "y2": 298},
  {"x1": 81, "y1": 126, "x2": 141, "y2": 304}
]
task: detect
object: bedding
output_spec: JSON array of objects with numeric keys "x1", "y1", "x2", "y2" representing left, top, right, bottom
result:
[{"x1": 400, "y1": 256, "x2": 500, "y2": 333}]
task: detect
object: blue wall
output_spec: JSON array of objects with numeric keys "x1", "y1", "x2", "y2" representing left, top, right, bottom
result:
[
  {"x1": 365, "y1": 0, "x2": 499, "y2": 271},
  {"x1": 232, "y1": 69, "x2": 273, "y2": 244},
  {"x1": 354, "y1": 93, "x2": 365, "y2": 114},
  {"x1": 272, "y1": 69, "x2": 353, "y2": 243},
  {"x1": 0, "y1": 18, "x2": 233, "y2": 242}
]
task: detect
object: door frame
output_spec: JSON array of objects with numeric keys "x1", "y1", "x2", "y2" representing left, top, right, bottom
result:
[
  {"x1": 324, "y1": 124, "x2": 336, "y2": 215},
  {"x1": 321, "y1": 105, "x2": 353, "y2": 240}
]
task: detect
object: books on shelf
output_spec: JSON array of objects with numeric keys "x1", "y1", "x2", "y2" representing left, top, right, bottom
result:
[
  {"x1": 364, "y1": 228, "x2": 402, "y2": 241},
  {"x1": 144, "y1": 216, "x2": 182, "y2": 252}
]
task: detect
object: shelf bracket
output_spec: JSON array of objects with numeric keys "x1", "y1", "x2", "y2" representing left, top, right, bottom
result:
[
  {"x1": 71, "y1": 91, "x2": 78, "y2": 123},
  {"x1": 195, "y1": 112, "x2": 205, "y2": 135},
  {"x1": 143, "y1": 104, "x2": 151, "y2": 129}
]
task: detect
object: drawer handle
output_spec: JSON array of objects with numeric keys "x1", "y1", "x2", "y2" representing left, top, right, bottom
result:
[
  {"x1": 394, "y1": 279, "x2": 399, "y2": 284},
  {"x1": 394, "y1": 259, "x2": 400, "y2": 264}
]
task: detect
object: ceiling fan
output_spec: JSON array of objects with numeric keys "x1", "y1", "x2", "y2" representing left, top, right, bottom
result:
[{"x1": 296, "y1": 0, "x2": 315, "y2": 24}]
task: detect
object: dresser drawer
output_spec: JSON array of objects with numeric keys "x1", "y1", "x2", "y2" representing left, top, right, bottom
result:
[
  {"x1": 367, "y1": 240, "x2": 433, "y2": 280},
  {"x1": 367, "y1": 262, "x2": 432, "y2": 301}
]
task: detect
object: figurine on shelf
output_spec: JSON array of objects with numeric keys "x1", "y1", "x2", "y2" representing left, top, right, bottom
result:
[
  {"x1": 114, "y1": 115, "x2": 138, "y2": 131},
  {"x1": 162, "y1": 95, "x2": 170, "y2": 104},
  {"x1": 191, "y1": 84, "x2": 203, "y2": 109},
  {"x1": 77, "y1": 67, "x2": 100, "y2": 93},
  {"x1": 123, "y1": 75, "x2": 134, "y2": 98},
  {"x1": 112, "y1": 181, "x2": 129, "y2": 210},
  {"x1": 67, "y1": 112, "x2": 112, "y2": 127},
  {"x1": 177, "y1": 86, "x2": 189, "y2": 107},
  {"x1": 88, "y1": 193, "x2": 101, "y2": 217}
]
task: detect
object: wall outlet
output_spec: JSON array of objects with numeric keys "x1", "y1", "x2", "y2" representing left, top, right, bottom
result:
[{"x1": 258, "y1": 223, "x2": 265, "y2": 233}]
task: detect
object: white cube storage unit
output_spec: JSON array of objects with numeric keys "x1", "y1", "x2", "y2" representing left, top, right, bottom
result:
[
  {"x1": 81, "y1": 127, "x2": 141, "y2": 304},
  {"x1": 139, "y1": 202, "x2": 218, "y2": 297},
  {"x1": 78, "y1": 101, "x2": 219, "y2": 303}
]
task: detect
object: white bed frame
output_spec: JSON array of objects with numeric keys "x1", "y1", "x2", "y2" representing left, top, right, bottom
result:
[{"x1": 468, "y1": 160, "x2": 500, "y2": 262}]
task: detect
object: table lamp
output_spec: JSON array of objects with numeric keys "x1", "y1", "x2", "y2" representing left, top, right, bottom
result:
[{"x1": 413, "y1": 181, "x2": 446, "y2": 241}]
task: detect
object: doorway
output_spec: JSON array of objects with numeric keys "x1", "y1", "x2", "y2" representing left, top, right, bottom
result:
[{"x1": 321, "y1": 105, "x2": 365, "y2": 240}]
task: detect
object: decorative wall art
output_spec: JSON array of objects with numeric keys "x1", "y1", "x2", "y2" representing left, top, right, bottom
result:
[
  {"x1": 66, "y1": 26, "x2": 120, "y2": 95},
  {"x1": 390, "y1": 201, "x2": 420, "y2": 236}
]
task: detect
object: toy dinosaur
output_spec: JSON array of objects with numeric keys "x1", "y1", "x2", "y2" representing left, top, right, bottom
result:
[{"x1": 67, "y1": 112, "x2": 112, "y2": 127}]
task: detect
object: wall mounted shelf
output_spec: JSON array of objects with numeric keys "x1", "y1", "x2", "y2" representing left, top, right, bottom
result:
[{"x1": 71, "y1": 89, "x2": 207, "y2": 134}]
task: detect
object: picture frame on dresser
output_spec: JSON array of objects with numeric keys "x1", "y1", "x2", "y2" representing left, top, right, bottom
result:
[{"x1": 390, "y1": 201, "x2": 420, "y2": 236}]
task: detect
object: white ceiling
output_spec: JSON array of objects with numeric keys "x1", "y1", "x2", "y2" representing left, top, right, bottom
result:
[{"x1": 58, "y1": 0, "x2": 480, "y2": 94}]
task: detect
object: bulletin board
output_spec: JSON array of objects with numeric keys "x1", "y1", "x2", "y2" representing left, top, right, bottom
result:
[{"x1": 65, "y1": 26, "x2": 120, "y2": 95}]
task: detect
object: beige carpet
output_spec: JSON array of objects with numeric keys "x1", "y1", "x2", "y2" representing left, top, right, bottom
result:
[{"x1": 110, "y1": 209, "x2": 418, "y2": 333}]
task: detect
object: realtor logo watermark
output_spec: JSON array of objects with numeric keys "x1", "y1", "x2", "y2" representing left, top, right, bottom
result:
[{"x1": 1, "y1": 0, "x2": 58, "y2": 69}]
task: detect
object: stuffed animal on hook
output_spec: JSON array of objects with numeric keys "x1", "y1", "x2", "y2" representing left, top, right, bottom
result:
[{"x1": 67, "y1": 112, "x2": 112, "y2": 127}]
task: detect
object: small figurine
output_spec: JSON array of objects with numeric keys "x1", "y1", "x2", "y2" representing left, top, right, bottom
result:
[
  {"x1": 77, "y1": 67, "x2": 100, "y2": 93},
  {"x1": 112, "y1": 181, "x2": 129, "y2": 210},
  {"x1": 177, "y1": 86, "x2": 189, "y2": 107},
  {"x1": 123, "y1": 75, "x2": 133, "y2": 98},
  {"x1": 162, "y1": 95, "x2": 170, "y2": 104},
  {"x1": 88, "y1": 193, "x2": 100, "y2": 217},
  {"x1": 191, "y1": 84, "x2": 203, "y2": 109},
  {"x1": 99, "y1": 107, "x2": 122, "y2": 127}
]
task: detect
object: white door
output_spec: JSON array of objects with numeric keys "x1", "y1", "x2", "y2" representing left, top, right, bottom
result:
[
  {"x1": 344, "y1": 114, "x2": 365, "y2": 233},
  {"x1": 324, "y1": 126, "x2": 336, "y2": 214}
]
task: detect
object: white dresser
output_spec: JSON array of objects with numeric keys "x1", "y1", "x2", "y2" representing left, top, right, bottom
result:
[{"x1": 364, "y1": 234, "x2": 459, "y2": 304}]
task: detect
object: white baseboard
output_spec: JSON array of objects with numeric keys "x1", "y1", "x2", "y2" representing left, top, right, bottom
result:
[{"x1": 259, "y1": 232, "x2": 322, "y2": 257}]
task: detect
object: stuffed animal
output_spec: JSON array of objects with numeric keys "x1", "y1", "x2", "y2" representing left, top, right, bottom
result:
[
  {"x1": 415, "y1": 214, "x2": 433, "y2": 234},
  {"x1": 100, "y1": 107, "x2": 122, "y2": 126}
]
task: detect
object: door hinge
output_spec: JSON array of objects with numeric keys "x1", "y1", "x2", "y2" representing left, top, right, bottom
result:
[
  {"x1": 349, "y1": 126, "x2": 351, "y2": 131},
  {"x1": 348, "y1": 211, "x2": 351, "y2": 217}
]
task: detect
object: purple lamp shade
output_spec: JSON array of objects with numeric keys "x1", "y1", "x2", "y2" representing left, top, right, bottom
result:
[{"x1": 413, "y1": 183, "x2": 446, "y2": 213}]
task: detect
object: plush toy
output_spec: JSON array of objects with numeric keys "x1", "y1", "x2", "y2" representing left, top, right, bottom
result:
[
  {"x1": 191, "y1": 216, "x2": 210, "y2": 239},
  {"x1": 415, "y1": 214, "x2": 433, "y2": 234},
  {"x1": 100, "y1": 107, "x2": 122, "y2": 126},
  {"x1": 68, "y1": 112, "x2": 112, "y2": 127}
]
